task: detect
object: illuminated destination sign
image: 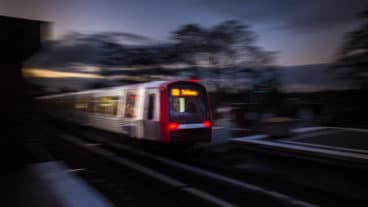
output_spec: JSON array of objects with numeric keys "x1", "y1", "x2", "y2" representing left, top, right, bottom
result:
[
  {"x1": 171, "y1": 88, "x2": 198, "y2": 96},
  {"x1": 171, "y1": 88, "x2": 180, "y2": 96},
  {"x1": 181, "y1": 89, "x2": 198, "y2": 96}
]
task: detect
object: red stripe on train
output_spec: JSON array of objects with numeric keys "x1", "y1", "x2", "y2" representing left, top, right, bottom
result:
[{"x1": 159, "y1": 84, "x2": 170, "y2": 143}]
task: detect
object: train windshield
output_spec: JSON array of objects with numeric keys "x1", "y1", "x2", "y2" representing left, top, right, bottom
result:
[{"x1": 169, "y1": 83, "x2": 210, "y2": 123}]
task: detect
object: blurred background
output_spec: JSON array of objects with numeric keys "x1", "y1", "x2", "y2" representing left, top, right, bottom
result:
[
  {"x1": 2, "y1": 1, "x2": 368, "y2": 206},
  {"x1": 1, "y1": 0, "x2": 368, "y2": 160}
]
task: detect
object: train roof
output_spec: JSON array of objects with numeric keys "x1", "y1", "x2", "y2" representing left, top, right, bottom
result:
[
  {"x1": 36, "y1": 80, "x2": 205, "y2": 99},
  {"x1": 36, "y1": 80, "x2": 168, "y2": 99}
]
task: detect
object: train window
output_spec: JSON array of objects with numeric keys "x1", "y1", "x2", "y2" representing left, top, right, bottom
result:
[
  {"x1": 147, "y1": 94, "x2": 155, "y2": 120},
  {"x1": 169, "y1": 84, "x2": 209, "y2": 122},
  {"x1": 96, "y1": 96, "x2": 119, "y2": 116},
  {"x1": 75, "y1": 96, "x2": 89, "y2": 111},
  {"x1": 171, "y1": 96, "x2": 203, "y2": 114},
  {"x1": 124, "y1": 91, "x2": 136, "y2": 118}
]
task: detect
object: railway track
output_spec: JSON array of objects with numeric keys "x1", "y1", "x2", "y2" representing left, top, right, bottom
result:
[
  {"x1": 32, "y1": 111, "x2": 368, "y2": 206},
  {"x1": 50, "y1": 120, "x2": 368, "y2": 206},
  {"x1": 38, "y1": 120, "x2": 318, "y2": 207}
]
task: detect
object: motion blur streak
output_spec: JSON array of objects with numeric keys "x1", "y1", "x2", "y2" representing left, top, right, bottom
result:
[{"x1": 22, "y1": 68, "x2": 104, "y2": 79}]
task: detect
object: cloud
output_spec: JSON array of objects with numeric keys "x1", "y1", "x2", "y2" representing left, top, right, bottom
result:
[
  {"x1": 195, "y1": 0, "x2": 368, "y2": 32},
  {"x1": 61, "y1": 31, "x2": 153, "y2": 45}
]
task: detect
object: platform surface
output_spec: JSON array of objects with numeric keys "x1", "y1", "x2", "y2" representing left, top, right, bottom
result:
[{"x1": 0, "y1": 161, "x2": 115, "y2": 207}]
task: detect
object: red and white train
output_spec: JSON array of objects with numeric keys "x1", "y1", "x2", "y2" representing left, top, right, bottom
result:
[{"x1": 38, "y1": 80, "x2": 212, "y2": 144}]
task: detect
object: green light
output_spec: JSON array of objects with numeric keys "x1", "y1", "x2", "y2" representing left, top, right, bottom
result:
[{"x1": 179, "y1": 98, "x2": 185, "y2": 112}]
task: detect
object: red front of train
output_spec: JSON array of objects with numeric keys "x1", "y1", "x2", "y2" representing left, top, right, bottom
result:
[{"x1": 159, "y1": 81, "x2": 212, "y2": 143}]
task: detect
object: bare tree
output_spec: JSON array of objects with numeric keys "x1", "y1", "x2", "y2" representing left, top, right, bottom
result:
[
  {"x1": 335, "y1": 10, "x2": 368, "y2": 89},
  {"x1": 172, "y1": 20, "x2": 277, "y2": 91}
]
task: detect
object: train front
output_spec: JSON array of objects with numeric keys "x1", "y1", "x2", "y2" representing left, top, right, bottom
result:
[{"x1": 160, "y1": 81, "x2": 212, "y2": 144}]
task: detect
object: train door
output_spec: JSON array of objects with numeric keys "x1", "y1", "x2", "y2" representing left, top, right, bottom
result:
[
  {"x1": 121, "y1": 89, "x2": 137, "y2": 137},
  {"x1": 143, "y1": 88, "x2": 160, "y2": 140}
]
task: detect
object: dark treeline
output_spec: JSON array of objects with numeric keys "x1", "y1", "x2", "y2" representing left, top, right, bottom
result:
[
  {"x1": 335, "y1": 10, "x2": 368, "y2": 89},
  {"x1": 100, "y1": 20, "x2": 275, "y2": 69}
]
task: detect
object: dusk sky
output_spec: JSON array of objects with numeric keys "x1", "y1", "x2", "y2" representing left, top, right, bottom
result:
[{"x1": 2, "y1": 0, "x2": 367, "y2": 66}]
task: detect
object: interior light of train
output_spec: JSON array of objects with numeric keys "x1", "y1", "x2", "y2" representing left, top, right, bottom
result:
[
  {"x1": 99, "y1": 103, "x2": 113, "y2": 107},
  {"x1": 100, "y1": 97, "x2": 112, "y2": 102},
  {"x1": 179, "y1": 97, "x2": 185, "y2": 112}
]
